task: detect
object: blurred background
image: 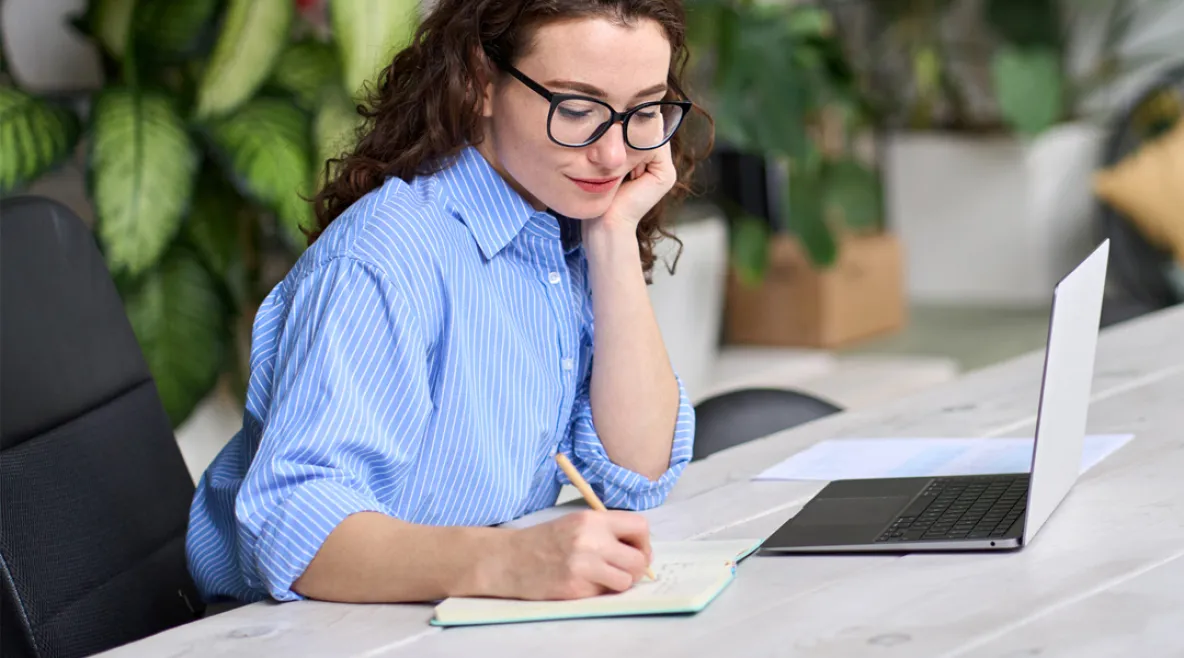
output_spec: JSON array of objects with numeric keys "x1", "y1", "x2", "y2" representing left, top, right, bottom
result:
[{"x1": 2, "y1": 0, "x2": 1182, "y2": 482}]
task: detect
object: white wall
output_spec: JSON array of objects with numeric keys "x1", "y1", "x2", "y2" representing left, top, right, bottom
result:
[{"x1": 1, "y1": 0, "x2": 103, "y2": 92}]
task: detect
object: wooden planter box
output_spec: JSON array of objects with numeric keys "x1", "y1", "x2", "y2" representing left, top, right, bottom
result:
[{"x1": 724, "y1": 232, "x2": 907, "y2": 348}]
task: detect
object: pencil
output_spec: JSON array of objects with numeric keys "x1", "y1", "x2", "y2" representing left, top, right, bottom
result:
[{"x1": 554, "y1": 452, "x2": 657, "y2": 581}]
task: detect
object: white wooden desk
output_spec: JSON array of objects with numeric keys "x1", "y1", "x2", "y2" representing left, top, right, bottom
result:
[{"x1": 99, "y1": 305, "x2": 1184, "y2": 658}]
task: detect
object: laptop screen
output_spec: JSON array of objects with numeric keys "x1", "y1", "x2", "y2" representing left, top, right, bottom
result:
[{"x1": 1022, "y1": 240, "x2": 1109, "y2": 545}]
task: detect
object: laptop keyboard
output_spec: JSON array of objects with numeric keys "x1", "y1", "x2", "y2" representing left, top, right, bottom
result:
[{"x1": 875, "y1": 474, "x2": 1029, "y2": 543}]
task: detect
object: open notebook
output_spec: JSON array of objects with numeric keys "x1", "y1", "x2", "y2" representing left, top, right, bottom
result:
[{"x1": 431, "y1": 538, "x2": 762, "y2": 627}]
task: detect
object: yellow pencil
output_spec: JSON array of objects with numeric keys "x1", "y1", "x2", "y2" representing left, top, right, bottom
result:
[{"x1": 554, "y1": 452, "x2": 657, "y2": 581}]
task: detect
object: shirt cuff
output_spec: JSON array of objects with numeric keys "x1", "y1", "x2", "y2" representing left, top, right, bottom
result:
[
  {"x1": 246, "y1": 479, "x2": 384, "y2": 602},
  {"x1": 562, "y1": 375, "x2": 696, "y2": 510}
]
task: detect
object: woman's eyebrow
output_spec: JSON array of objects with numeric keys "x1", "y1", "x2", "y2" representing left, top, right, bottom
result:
[{"x1": 545, "y1": 79, "x2": 669, "y2": 100}]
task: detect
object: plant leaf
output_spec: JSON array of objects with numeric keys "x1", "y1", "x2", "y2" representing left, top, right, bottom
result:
[
  {"x1": 133, "y1": 0, "x2": 221, "y2": 60},
  {"x1": 194, "y1": 0, "x2": 293, "y2": 119},
  {"x1": 1071, "y1": 52, "x2": 1172, "y2": 110},
  {"x1": 206, "y1": 98, "x2": 314, "y2": 249},
  {"x1": 992, "y1": 45, "x2": 1064, "y2": 136},
  {"x1": 729, "y1": 213, "x2": 770, "y2": 287},
  {"x1": 1130, "y1": 89, "x2": 1183, "y2": 140},
  {"x1": 822, "y1": 159, "x2": 882, "y2": 232},
  {"x1": 123, "y1": 247, "x2": 228, "y2": 427},
  {"x1": 88, "y1": 0, "x2": 137, "y2": 59},
  {"x1": 329, "y1": 0, "x2": 420, "y2": 100},
  {"x1": 271, "y1": 39, "x2": 341, "y2": 111},
  {"x1": 89, "y1": 88, "x2": 200, "y2": 276},
  {"x1": 314, "y1": 88, "x2": 361, "y2": 179},
  {"x1": 984, "y1": 0, "x2": 1061, "y2": 49},
  {"x1": 683, "y1": 1, "x2": 721, "y2": 54},
  {"x1": 787, "y1": 165, "x2": 837, "y2": 268},
  {"x1": 710, "y1": 6, "x2": 812, "y2": 160},
  {"x1": 785, "y1": 6, "x2": 831, "y2": 37},
  {"x1": 183, "y1": 170, "x2": 249, "y2": 307},
  {"x1": 878, "y1": 0, "x2": 957, "y2": 22},
  {"x1": 0, "y1": 86, "x2": 82, "y2": 194},
  {"x1": 804, "y1": 32, "x2": 859, "y2": 102}
]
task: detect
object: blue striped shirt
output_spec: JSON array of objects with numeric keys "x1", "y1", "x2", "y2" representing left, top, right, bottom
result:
[{"x1": 185, "y1": 145, "x2": 696, "y2": 603}]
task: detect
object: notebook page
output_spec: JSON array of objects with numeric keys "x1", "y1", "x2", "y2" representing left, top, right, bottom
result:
[
  {"x1": 651, "y1": 538, "x2": 763, "y2": 564},
  {"x1": 433, "y1": 560, "x2": 732, "y2": 624},
  {"x1": 432, "y1": 540, "x2": 748, "y2": 625}
]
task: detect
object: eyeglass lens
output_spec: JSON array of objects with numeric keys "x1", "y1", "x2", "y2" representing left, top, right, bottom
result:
[{"x1": 550, "y1": 100, "x2": 685, "y2": 148}]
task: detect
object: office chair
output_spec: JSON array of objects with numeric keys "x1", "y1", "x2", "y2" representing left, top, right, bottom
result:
[
  {"x1": 692, "y1": 387, "x2": 842, "y2": 461},
  {"x1": 0, "y1": 196, "x2": 204, "y2": 658}
]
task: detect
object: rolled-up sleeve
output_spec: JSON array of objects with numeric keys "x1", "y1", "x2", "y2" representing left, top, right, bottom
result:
[
  {"x1": 558, "y1": 373, "x2": 695, "y2": 510},
  {"x1": 233, "y1": 257, "x2": 432, "y2": 601}
]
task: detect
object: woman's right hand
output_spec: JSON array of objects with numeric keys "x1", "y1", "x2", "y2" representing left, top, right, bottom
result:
[{"x1": 480, "y1": 510, "x2": 653, "y2": 600}]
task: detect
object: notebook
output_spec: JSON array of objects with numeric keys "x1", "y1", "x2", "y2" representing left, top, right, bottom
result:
[{"x1": 430, "y1": 538, "x2": 763, "y2": 627}]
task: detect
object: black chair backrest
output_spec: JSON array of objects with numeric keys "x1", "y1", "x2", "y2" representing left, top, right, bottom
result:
[
  {"x1": 0, "y1": 196, "x2": 203, "y2": 658},
  {"x1": 1096, "y1": 61, "x2": 1184, "y2": 310},
  {"x1": 692, "y1": 387, "x2": 842, "y2": 461}
]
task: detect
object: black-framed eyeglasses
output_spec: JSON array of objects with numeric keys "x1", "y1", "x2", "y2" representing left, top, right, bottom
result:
[{"x1": 497, "y1": 62, "x2": 691, "y2": 150}]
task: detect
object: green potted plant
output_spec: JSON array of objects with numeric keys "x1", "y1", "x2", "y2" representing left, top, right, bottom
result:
[
  {"x1": 681, "y1": 0, "x2": 903, "y2": 348},
  {"x1": 0, "y1": 0, "x2": 420, "y2": 429}
]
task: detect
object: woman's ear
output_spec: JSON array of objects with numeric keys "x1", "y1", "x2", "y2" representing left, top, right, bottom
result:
[
  {"x1": 482, "y1": 80, "x2": 495, "y2": 119},
  {"x1": 472, "y1": 47, "x2": 496, "y2": 118}
]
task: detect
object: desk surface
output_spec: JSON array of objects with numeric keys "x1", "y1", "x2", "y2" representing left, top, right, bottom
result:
[{"x1": 99, "y1": 306, "x2": 1184, "y2": 658}]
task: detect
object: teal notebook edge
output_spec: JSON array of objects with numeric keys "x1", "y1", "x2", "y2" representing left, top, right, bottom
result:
[
  {"x1": 430, "y1": 538, "x2": 764, "y2": 628},
  {"x1": 429, "y1": 565, "x2": 737, "y2": 627},
  {"x1": 733, "y1": 537, "x2": 763, "y2": 562}
]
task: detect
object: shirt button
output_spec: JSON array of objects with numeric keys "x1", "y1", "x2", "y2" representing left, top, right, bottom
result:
[
  {"x1": 561, "y1": 358, "x2": 575, "y2": 371},
  {"x1": 548, "y1": 272, "x2": 561, "y2": 284}
]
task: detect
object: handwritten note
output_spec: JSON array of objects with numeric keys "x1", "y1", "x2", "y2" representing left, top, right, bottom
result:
[
  {"x1": 753, "y1": 434, "x2": 1134, "y2": 481},
  {"x1": 615, "y1": 561, "x2": 731, "y2": 599}
]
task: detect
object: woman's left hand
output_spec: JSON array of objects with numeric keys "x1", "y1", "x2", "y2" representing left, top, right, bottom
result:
[{"x1": 595, "y1": 143, "x2": 677, "y2": 232}]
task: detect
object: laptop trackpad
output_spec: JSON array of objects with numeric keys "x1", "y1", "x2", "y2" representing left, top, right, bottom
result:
[{"x1": 793, "y1": 496, "x2": 911, "y2": 527}]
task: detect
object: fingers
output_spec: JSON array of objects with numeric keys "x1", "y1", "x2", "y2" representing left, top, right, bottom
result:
[
  {"x1": 647, "y1": 143, "x2": 677, "y2": 186},
  {"x1": 599, "y1": 539, "x2": 650, "y2": 583},
  {"x1": 556, "y1": 551, "x2": 635, "y2": 599},
  {"x1": 651, "y1": 142, "x2": 673, "y2": 167},
  {"x1": 540, "y1": 511, "x2": 654, "y2": 599},
  {"x1": 602, "y1": 511, "x2": 652, "y2": 558},
  {"x1": 633, "y1": 147, "x2": 667, "y2": 177},
  {"x1": 581, "y1": 556, "x2": 637, "y2": 594}
]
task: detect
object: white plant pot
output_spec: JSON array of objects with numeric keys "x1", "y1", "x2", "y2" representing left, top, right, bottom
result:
[
  {"x1": 1, "y1": 0, "x2": 104, "y2": 92},
  {"x1": 884, "y1": 122, "x2": 1105, "y2": 306},
  {"x1": 647, "y1": 207, "x2": 729, "y2": 401}
]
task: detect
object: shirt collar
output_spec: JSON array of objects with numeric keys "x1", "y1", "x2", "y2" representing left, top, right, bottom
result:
[
  {"x1": 553, "y1": 211, "x2": 583, "y2": 255},
  {"x1": 436, "y1": 145, "x2": 542, "y2": 259}
]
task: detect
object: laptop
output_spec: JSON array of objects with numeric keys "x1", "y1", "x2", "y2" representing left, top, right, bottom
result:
[{"x1": 760, "y1": 239, "x2": 1111, "y2": 554}]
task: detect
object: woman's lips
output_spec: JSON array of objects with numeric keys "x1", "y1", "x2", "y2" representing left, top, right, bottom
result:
[{"x1": 567, "y1": 175, "x2": 621, "y2": 193}]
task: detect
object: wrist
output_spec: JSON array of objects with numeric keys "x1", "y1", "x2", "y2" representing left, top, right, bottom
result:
[
  {"x1": 453, "y1": 526, "x2": 515, "y2": 598},
  {"x1": 582, "y1": 220, "x2": 641, "y2": 266}
]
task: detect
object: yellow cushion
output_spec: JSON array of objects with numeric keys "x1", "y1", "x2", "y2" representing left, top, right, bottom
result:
[{"x1": 1092, "y1": 118, "x2": 1184, "y2": 266}]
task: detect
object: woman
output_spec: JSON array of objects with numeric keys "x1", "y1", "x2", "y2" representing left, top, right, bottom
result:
[{"x1": 186, "y1": 0, "x2": 709, "y2": 606}]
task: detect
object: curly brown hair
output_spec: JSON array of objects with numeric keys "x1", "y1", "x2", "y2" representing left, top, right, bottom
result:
[{"x1": 308, "y1": 0, "x2": 712, "y2": 277}]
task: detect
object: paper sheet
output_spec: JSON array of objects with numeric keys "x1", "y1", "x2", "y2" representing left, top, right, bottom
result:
[{"x1": 753, "y1": 434, "x2": 1134, "y2": 481}]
